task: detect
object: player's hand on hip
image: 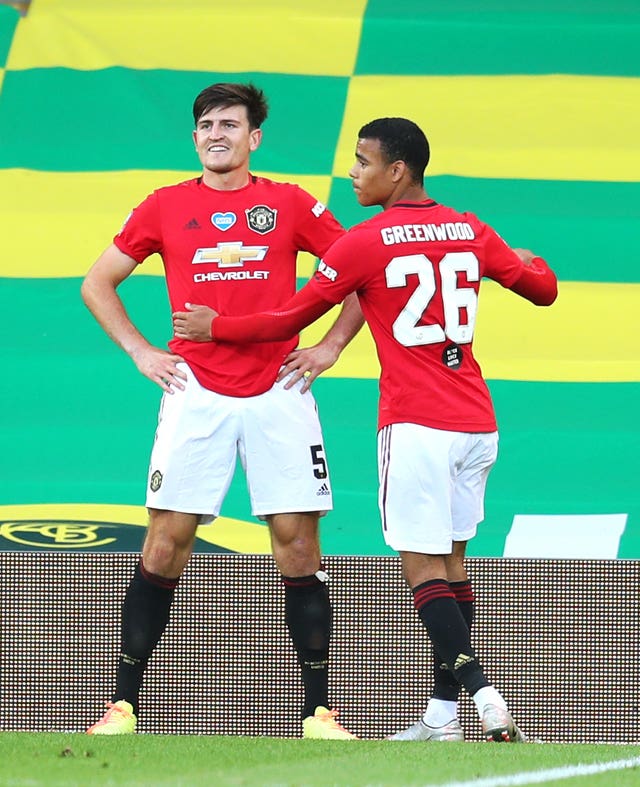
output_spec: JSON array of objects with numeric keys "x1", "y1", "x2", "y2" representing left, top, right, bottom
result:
[
  {"x1": 277, "y1": 343, "x2": 340, "y2": 393},
  {"x1": 130, "y1": 345, "x2": 187, "y2": 394},
  {"x1": 172, "y1": 303, "x2": 217, "y2": 342}
]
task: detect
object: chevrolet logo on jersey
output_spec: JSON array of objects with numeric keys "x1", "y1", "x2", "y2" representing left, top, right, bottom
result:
[{"x1": 191, "y1": 242, "x2": 268, "y2": 268}]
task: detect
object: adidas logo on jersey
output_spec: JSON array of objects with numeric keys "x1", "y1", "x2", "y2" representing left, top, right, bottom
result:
[
  {"x1": 184, "y1": 218, "x2": 201, "y2": 230},
  {"x1": 316, "y1": 483, "x2": 331, "y2": 496}
]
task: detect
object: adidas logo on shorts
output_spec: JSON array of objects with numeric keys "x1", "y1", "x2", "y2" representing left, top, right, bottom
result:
[{"x1": 316, "y1": 483, "x2": 330, "y2": 496}]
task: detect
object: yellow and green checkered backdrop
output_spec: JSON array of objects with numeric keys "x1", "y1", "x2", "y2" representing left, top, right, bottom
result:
[{"x1": 1, "y1": 0, "x2": 638, "y2": 558}]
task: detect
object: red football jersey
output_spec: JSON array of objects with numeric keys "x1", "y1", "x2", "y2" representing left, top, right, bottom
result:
[
  {"x1": 308, "y1": 200, "x2": 525, "y2": 432},
  {"x1": 114, "y1": 176, "x2": 344, "y2": 396}
]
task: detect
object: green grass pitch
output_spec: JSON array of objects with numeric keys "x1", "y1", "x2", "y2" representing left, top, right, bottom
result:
[{"x1": 1, "y1": 733, "x2": 639, "y2": 786}]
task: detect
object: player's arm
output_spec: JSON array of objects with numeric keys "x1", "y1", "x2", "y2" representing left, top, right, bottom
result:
[
  {"x1": 81, "y1": 244, "x2": 186, "y2": 393},
  {"x1": 508, "y1": 248, "x2": 558, "y2": 306},
  {"x1": 173, "y1": 284, "x2": 334, "y2": 344},
  {"x1": 214, "y1": 284, "x2": 334, "y2": 341},
  {"x1": 281, "y1": 190, "x2": 365, "y2": 387},
  {"x1": 482, "y1": 227, "x2": 558, "y2": 306}
]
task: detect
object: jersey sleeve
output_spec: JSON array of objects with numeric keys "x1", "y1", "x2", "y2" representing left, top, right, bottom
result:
[
  {"x1": 291, "y1": 186, "x2": 345, "y2": 258},
  {"x1": 212, "y1": 228, "x2": 367, "y2": 343},
  {"x1": 508, "y1": 257, "x2": 558, "y2": 305},
  {"x1": 308, "y1": 227, "x2": 371, "y2": 303},
  {"x1": 480, "y1": 223, "x2": 526, "y2": 287},
  {"x1": 213, "y1": 284, "x2": 334, "y2": 343},
  {"x1": 480, "y1": 222, "x2": 558, "y2": 305},
  {"x1": 113, "y1": 191, "x2": 162, "y2": 263}
]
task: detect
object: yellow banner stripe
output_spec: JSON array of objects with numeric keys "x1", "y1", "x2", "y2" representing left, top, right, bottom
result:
[
  {"x1": 8, "y1": 0, "x2": 366, "y2": 75},
  {"x1": 0, "y1": 504, "x2": 271, "y2": 554},
  {"x1": 301, "y1": 281, "x2": 640, "y2": 383},
  {"x1": 0, "y1": 169, "x2": 333, "y2": 278},
  {"x1": 334, "y1": 75, "x2": 640, "y2": 182}
]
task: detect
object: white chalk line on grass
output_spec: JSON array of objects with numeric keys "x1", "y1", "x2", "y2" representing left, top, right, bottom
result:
[{"x1": 418, "y1": 755, "x2": 640, "y2": 787}]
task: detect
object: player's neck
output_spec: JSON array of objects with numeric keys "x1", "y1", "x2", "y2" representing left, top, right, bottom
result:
[
  {"x1": 384, "y1": 183, "x2": 428, "y2": 211},
  {"x1": 201, "y1": 167, "x2": 251, "y2": 192}
]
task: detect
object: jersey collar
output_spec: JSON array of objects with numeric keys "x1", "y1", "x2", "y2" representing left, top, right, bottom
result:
[{"x1": 393, "y1": 199, "x2": 438, "y2": 209}]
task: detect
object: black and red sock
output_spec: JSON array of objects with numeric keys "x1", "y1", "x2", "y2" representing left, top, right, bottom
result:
[
  {"x1": 113, "y1": 560, "x2": 179, "y2": 716},
  {"x1": 431, "y1": 579, "x2": 476, "y2": 700},
  {"x1": 414, "y1": 578, "x2": 487, "y2": 698}
]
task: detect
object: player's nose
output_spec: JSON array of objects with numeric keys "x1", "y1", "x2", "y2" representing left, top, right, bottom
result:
[{"x1": 208, "y1": 122, "x2": 224, "y2": 139}]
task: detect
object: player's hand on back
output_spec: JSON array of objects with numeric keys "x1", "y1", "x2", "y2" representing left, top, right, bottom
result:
[
  {"x1": 172, "y1": 303, "x2": 218, "y2": 342},
  {"x1": 129, "y1": 345, "x2": 187, "y2": 394},
  {"x1": 511, "y1": 248, "x2": 537, "y2": 265}
]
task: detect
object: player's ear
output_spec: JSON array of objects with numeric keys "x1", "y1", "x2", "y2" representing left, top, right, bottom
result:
[
  {"x1": 249, "y1": 128, "x2": 262, "y2": 152},
  {"x1": 390, "y1": 160, "x2": 407, "y2": 183}
]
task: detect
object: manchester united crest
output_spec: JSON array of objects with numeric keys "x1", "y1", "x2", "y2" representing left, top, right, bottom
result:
[
  {"x1": 245, "y1": 204, "x2": 277, "y2": 235},
  {"x1": 149, "y1": 470, "x2": 163, "y2": 492}
]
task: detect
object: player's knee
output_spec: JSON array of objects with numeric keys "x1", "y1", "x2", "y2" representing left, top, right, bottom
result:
[
  {"x1": 275, "y1": 554, "x2": 318, "y2": 578},
  {"x1": 273, "y1": 538, "x2": 320, "y2": 576},
  {"x1": 142, "y1": 537, "x2": 187, "y2": 576}
]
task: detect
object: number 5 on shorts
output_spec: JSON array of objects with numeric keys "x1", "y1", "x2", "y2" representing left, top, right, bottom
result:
[{"x1": 310, "y1": 444, "x2": 328, "y2": 479}]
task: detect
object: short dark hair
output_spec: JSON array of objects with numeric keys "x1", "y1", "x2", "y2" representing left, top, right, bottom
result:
[
  {"x1": 192, "y1": 83, "x2": 269, "y2": 129},
  {"x1": 358, "y1": 117, "x2": 430, "y2": 183}
]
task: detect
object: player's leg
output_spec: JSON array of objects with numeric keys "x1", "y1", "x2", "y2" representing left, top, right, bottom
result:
[
  {"x1": 449, "y1": 432, "x2": 524, "y2": 741},
  {"x1": 430, "y1": 442, "x2": 488, "y2": 720},
  {"x1": 381, "y1": 424, "x2": 520, "y2": 742},
  {"x1": 401, "y1": 548, "x2": 496, "y2": 717},
  {"x1": 118, "y1": 510, "x2": 198, "y2": 707},
  {"x1": 243, "y1": 377, "x2": 354, "y2": 739},
  {"x1": 268, "y1": 514, "x2": 327, "y2": 712},
  {"x1": 88, "y1": 365, "x2": 238, "y2": 735},
  {"x1": 413, "y1": 541, "x2": 472, "y2": 740},
  {"x1": 268, "y1": 512, "x2": 354, "y2": 739},
  {"x1": 388, "y1": 548, "x2": 466, "y2": 741},
  {"x1": 87, "y1": 509, "x2": 198, "y2": 735},
  {"x1": 380, "y1": 423, "x2": 463, "y2": 741},
  {"x1": 404, "y1": 546, "x2": 520, "y2": 742}
]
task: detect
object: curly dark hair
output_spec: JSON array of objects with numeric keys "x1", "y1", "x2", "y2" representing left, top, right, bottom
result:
[{"x1": 358, "y1": 117, "x2": 430, "y2": 183}]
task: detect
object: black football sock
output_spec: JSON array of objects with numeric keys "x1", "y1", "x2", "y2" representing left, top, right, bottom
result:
[
  {"x1": 432, "y1": 579, "x2": 476, "y2": 702},
  {"x1": 113, "y1": 560, "x2": 179, "y2": 717},
  {"x1": 431, "y1": 645, "x2": 460, "y2": 702},
  {"x1": 414, "y1": 579, "x2": 488, "y2": 698},
  {"x1": 282, "y1": 571, "x2": 332, "y2": 719}
]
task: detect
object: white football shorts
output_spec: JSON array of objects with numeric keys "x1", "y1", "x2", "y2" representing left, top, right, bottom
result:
[
  {"x1": 145, "y1": 363, "x2": 333, "y2": 523},
  {"x1": 377, "y1": 422, "x2": 498, "y2": 554}
]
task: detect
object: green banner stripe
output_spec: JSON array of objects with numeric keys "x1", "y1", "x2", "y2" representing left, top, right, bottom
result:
[
  {"x1": 478, "y1": 378, "x2": 639, "y2": 558},
  {"x1": 1, "y1": 274, "x2": 637, "y2": 557},
  {"x1": 358, "y1": 1, "x2": 640, "y2": 76},
  {"x1": 329, "y1": 176, "x2": 640, "y2": 284},
  {"x1": 0, "y1": 6, "x2": 18, "y2": 69},
  {"x1": 0, "y1": 69, "x2": 348, "y2": 173},
  {"x1": 314, "y1": 376, "x2": 639, "y2": 557}
]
